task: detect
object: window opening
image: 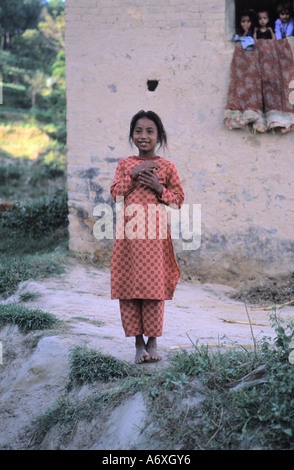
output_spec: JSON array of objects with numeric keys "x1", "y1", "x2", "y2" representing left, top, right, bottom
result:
[
  {"x1": 147, "y1": 80, "x2": 159, "y2": 92},
  {"x1": 235, "y1": 0, "x2": 294, "y2": 32},
  {"x1": 224, "y1": 1, "x2": 294, "y2": 133}
]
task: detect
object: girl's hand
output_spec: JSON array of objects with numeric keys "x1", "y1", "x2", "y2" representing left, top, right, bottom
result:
[
  {"x1": 138, "y1": 168, "x2": 163, "y2": 195},
  {"x1": 130, "y1": 161, "x2": 158, "y2": 179}
]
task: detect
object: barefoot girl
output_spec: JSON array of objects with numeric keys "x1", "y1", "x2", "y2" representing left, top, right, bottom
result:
[{"x1": 110, "y1": 110, "x2": 185, "y2": 364}]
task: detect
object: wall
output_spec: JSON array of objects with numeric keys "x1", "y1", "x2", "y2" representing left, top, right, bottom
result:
[{"x1": 65, "y1": 0, "x2": 294, "y2": 286}]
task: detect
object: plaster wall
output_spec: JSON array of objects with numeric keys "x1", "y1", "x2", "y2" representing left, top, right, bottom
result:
[{"x1": 65, "y1": 0, "x2": 294, "y2": 285}]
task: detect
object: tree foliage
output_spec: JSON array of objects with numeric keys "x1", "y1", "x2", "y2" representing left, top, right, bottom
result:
[
  {"x1": 0, "y1": 0, "x2": 66, "y2": 143},
  {"x1": 0, "y1": 0, "x2": 43, "y2": 49}
]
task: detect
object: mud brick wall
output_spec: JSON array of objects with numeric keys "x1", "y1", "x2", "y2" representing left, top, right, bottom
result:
[{"x1": 65, "y1": 0, "x2": 294, "y2": 285}]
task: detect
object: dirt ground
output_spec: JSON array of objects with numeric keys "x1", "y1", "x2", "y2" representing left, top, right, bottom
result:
[{"x1": 1, "y1": 259, "x2": 294, "y2": 449}]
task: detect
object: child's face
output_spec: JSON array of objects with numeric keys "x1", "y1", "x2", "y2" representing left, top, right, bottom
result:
[
  {"x1": 258, "y1": 12, "x2": 269, "y2": 27},
  {"x1": 132, "y1": 118, "x2": 158, "y2": 155},
  {"x1": 240, "y1": 15, "x2": 252, "y2": 32},
  {"x1": 280, "y1": 10, "x2": 290, "y2": 23}
]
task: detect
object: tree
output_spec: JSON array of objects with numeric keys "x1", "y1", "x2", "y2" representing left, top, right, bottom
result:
[
  {"x1": 47, "y1": 0, "x2": 65, "y2": 18},
  {"x1": 38, "y1": 5, "x2": 65, "y2": 53},
  {"x1": 25, "y1": 69, "x2": 46, "y2": 110},
  {"x1": 11, "y1": 29, "x2": 56, "y2": 73},
  {"x1": 0, "y1": 0, "x2": 43, "y2": 49}
]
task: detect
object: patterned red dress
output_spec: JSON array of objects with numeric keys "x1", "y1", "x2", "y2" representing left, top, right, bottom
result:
[{"x1": 110, "y1": 155, "x2": 185, "y2": 301}]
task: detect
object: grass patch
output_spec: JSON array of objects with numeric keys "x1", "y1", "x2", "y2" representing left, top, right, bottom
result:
[
  {"x1": 0, "y1": 248, "x2": 67, "y2": 299},
  {"x1": 0, "y1": 190, "x2": 69, "y2": 298},
  {"x1": 144, "y1": 311, "x2": 294, "y2": 450},
  {"x1": 30, "y1": 374, "x2": 146, "y2": 448},
  {"x1": 31, "y1": 348, "x2": 149, "y2": 447},
  {"x1": 0, "y1": 303, "x2": 61, "y2": 333},
  {"x1": 67, "y1": 346, "x2": 142, "y2": 387},
  {"x1": 0, "y1": 155, "x2": 66, "y2": 201},
  {"x1": 0, "y1": 110, "x2": 66, "y2": 201},
  {"x1": 71, "y1": 316, "x2": 105, "y2": 327},
  {"x1": 0, "y1": 114, "x2": 65, "y2": 162},
  {"x1": 29, "y1": 311, "x2": 294, "y2": 450},
  {"x1": 19, "y1": 291, "x2": 42, "y2": 302},
  {"x1": 0, "y1": 190, "x2": 68, "y2": 237}
]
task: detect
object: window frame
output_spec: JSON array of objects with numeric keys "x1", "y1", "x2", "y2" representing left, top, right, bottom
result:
[{"x1": 226, "y1": 0, "x2": 294, "y2": 39}]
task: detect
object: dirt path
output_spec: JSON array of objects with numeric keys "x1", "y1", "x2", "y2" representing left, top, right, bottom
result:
[
  {"x1": 8, "y1": 260, "x2": 294, "y2": 361},
  {"x1": 1, "y1": 259, "x2": 294, "y2": 449}
]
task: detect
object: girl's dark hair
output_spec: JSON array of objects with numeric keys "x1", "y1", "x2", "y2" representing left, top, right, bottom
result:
[
  {"x1": 129, "y1": 110, "x2": 167, "y2": 149},
  {"x1": 277, "y1": 2, "x2": 292, "y2": 15},
  {"x1": 236, "y1": 9, "x2": 256, "y2": 34}
]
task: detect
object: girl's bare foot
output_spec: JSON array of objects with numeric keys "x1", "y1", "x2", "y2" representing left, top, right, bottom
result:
[
  {"x1": 146, "y1": 337, "x2": 162, "y2": 362},
  {"x1": 135, "y1": 335, "x2": 150, "y2": 364}
]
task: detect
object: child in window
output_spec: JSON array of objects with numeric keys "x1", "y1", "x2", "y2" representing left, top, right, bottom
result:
[
  {"x1": 236, "y1": 10, "x2": 254, "y2": 37},
  {"x1": 275, "y1": 2, "x2": 294, "y2": 39},
  {"x1": 233, "y1": 10, "x2": 255, "y2": 50},
  {"x1": 254, "y1": 11, "x2": 275, "y2": 40}
]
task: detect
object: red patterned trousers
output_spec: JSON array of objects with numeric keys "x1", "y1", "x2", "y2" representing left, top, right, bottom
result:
[{"x1": 119, "y1": 299, "x2": 165, "y2": 337}]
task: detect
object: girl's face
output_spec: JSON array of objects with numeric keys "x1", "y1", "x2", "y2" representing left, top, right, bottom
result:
[
  {"x1": 258, "y1": 12, "x2": 269, "y2": 27},
  {"x1": 280, "y1": 10, "x2": 290, "y2": 23},
  {"x1": 240, "y1": 15, "x2": 252, "y2": 32},
  {"x1": 132, "y1": 117, "x2": 159, "y2": 157}
]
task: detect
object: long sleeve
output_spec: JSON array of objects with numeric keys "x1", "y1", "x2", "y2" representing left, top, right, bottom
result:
[
  {"x1": 275, "y1": 19, "x2": 294, "y2": 39},
  {"x1": 110, "y1": 156, "x2": 183, "y2": 301},
  {"x1": 157, "y1": 162, "x2": 185, "y2": 209},
  {"x1": 110, "y1": 159, "x2": 137, "y2": 201}
]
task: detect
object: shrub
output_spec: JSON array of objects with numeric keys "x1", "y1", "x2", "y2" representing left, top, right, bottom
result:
[
  {"x1": 0, "y1": 189, "x2": 68, "y2": 237},
  {"x1": 2, "y1": 83, "x2": 31, "y2": 109}
]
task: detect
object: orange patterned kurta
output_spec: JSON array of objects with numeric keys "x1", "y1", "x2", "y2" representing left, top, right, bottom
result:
[{"x1": 110, "y1": 155, "x2": 185, "y2": 300}]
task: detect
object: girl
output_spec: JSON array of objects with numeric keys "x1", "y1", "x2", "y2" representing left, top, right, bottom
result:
[
  {"x1": 254, "y1": 11, "x2": 275, "y2": 40},
  {"x1": 236, "y1": 10, "x2": 254, "y2": 37},
  {"x1": 110, "y1": 110, "x2": 185, "y2": 364},
  {"x1": 233, "y1": 10, "x2": 255, "y2": 50},
  {"x1": 275, "y1": 2, "x2": 294, "y2": 39}
]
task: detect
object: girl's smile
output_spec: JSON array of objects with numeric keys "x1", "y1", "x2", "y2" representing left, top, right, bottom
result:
[{"x1": 132, "y1": 117, "x2": 159, "y2": 157}]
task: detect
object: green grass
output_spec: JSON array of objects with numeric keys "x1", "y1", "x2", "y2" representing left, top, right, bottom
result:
[
  {"x1": 30, "y1": 375, "x2": 146, "y2": 448},
  {"x1": 145, "y1": 311, "x2": 294, "y2": 450},
  {"x1": 0, "y1": 153, "x2": 66, "y2": 201},
  {"x1": 19, "y1": 291, "x2": 42, "y2": 302},
  {"x1": 67, "y1": 346, "x2": 142, "y2": 387},
  {"x1": 29, "y1": 311, "x2": 294, "y2": 450},
  {"x1": 0, "y1": 110, "x2": 66, "y2": 201},
  {"x1": 0, "y1": 190, "x2": 68, "y2": 236},
  {"x1": 0, "y1": 189, "x2": 69, "y2": 298},
  {"x1": 0, "y1": 232, "x2": 68, "y2": 299},
  {"x1": 0, "y1": 303, "x2": 61, "y2": 333},
  {"x1": 0, "y1": 110, "x2": 66, "y2": 161}
]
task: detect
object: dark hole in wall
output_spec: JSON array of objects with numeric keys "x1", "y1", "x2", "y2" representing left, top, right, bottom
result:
[
  {"x1": 147, "y1": 80, "x2": 159, "y2": 91},
  {"x1": 235, "y1": 0, "x2": 294, "y2": 31}
]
